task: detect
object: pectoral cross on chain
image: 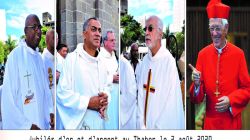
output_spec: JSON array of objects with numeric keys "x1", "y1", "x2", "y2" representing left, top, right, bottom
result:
[
  {"x1": 215, "y1": 53, "x2": 221, "y2": 98},
  {"x1": 24, "y1": 71, "x2": 32, "y2": 88},
  {"x1": 214, "y1": 80, "x2": 220, "y2": 97},
  {"x1": 143, "y1": 69, "x2": 155, "y2": 127},
  {"x1": 214, "y1": 91, "x2": 220, "y2": 97}
]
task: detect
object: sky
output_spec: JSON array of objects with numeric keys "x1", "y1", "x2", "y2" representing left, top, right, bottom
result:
[
  {"x1": 0, "y1": 9, "x2": 6, "y2": 41},
  {"x1": 128, "y1": 0, "x2": 185, "y2": 33},
  {"x1": 0, "y1": 0, "x2": 55, "y2": 41}
]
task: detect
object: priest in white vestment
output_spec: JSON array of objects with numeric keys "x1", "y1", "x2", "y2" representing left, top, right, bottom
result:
[
  {"x1": 1, "y1": 14, "x2": 53, "y2": 129},
  {"x1": 129, "y1": 43, "x2": 142, "y2": 83},
  {"x1": 137, "y1": 16, "x2": 184, "y2": 129},
  {"x1": 99, "y1": 29, "x2": 119, "y2": 129},
  {"x1": 42, "y1": 29, "x2": 56, "y2": 106},
  {"x1": 120, "y1": 54, "x2": 137, "y2": 129},
  {"x1": 56, "y1": 44, "x2": 68, "y2": 84},
  {"x1": 56, "y1": 17, "x2": 111, "y2": 130},
  {"x1": 129, "y1": 43, "x2": 141, "y2": 77}
]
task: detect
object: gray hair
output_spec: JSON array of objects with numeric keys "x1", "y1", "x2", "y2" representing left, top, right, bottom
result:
[
  {"x1": 146, "y1": 15, "x2": 163, "y2": 31},
  {"x1": 209, "y1": 18, "x2": 228, "y2": 27},
  {"x1": 83, "y1": 17, "x2": 98, "y2": 32},
  {"x1": 222, "y1": 19, "x2": 228, "y2": 26},
  {"x1": 103, "y1": 29, "x2": 114, "y2": 41}
]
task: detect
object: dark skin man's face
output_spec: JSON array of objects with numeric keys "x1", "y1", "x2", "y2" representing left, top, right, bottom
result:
[
  {"x1": 131, "y1": 45, "x2": 139, "y2": 60},
  {"x1": 24, "y1": 15, "x2": 42, "y2": 50},
  {"x1": 46, "y1": 30, "x2": 55, "y2": 54}
]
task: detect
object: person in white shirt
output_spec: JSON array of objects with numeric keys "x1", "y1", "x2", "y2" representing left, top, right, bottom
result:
[
  {"x1": 99, "y1": 29, "x2": 119, "y2": 129},
  {"x1": 120, "y1": 54, "x2": 137, "y2": 129},
  {"x1": 57, "y1": 43, "x2": 68, "y2": 59},
  {"x1": 42, "y1": 29, "x2": 56, "y2": 107},
  {"x1": 1, "y1": 14, "x2": 53, "y2": 130},
  {"x1": 56, "y1": 44, "x2": 68, "y2": 84}
]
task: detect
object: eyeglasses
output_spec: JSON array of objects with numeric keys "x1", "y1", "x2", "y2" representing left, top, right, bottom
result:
[
  {"x1": 106, "y1": 39, "x2": 116, "y2": 42},
  {"x1": 25, "y1": 24, "x2": 42, "y2": 30},
  {"x1": 90, "y1": 26, "x2": 102, "y2": 33},
  {"x1": 209, "y1": 27, "x2": 222, "y2": 32},
  {"x1": 143, "y1": 25, "x2": 154, "y2": 32}
]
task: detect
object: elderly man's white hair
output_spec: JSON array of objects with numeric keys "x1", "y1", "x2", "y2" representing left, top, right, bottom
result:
[
  {"x1": 209, "y1": 18, "x2": 228, "y2": 27},
  {"x1": 222, "y1": 19, "x2": 228, "y2": 26},
  {"x1": 103, "y1": 29, "x2": 114, "y2": 42},
  {"x1": 146, "y1": 16, "x2": 163, "y2": 31}
]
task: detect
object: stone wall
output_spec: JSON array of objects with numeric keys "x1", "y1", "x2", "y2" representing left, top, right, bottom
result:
[{"x1": 59, "y1": 0, "x2": 119, "y2": 52}]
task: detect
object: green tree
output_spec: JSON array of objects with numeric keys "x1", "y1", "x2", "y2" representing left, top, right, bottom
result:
[
  {"x1": 175, "y1": 31, "x2": 184, "y2": 56},
  {"x1": 166, "y1": 22, "x2": 185, "y2": 60},
  {"x1": 4, "y1": 35, "x2": 17, "y2": 61},
  {"x1": 121, "y1": 14, "x2": 144, "y2": 48},
  {"x1": 0, "y1": 41, "x2": 5, "y2": 64},
  {"x1": 5, "y1": 35, "x2": 17, "y2": 54},
  {"x1": 20, "y1": 35, "x2": 25, "y2": 40},
  {"x1": 38, "y1": 26, "x2": 51, "y2": 52},
  {"x1": 167, "y1": 33, "x2": 184, "y2": 60},
  {"x1": 163, "y1": 26, "x2": 170, "y2": 39}
]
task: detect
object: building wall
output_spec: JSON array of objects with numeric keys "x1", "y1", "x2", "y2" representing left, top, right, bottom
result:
[
  {"x1": 58, "y1": 0, "x2": 119, "y2": 52},
  {"x1": 120, "y1": 0, "x2": 127, "y2": 16}
]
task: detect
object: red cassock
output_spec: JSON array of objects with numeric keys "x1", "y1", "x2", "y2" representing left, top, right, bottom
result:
[{"x1": 190, "y1": 42, "x2": 250, "y2": 129}]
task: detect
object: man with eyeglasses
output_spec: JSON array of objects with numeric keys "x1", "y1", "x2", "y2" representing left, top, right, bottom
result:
[
  {"x1": 136, "y1": 15, "x2": 184, "y2": 129},
  {"x1": 1, "y1": 14, "x2": 54, "y2": 129},
  {"x1": 99, "y1": 29, "x2": 119, "y2": 129},
  {"x1": 57, "y1": 17, "x2": 111, "y2": 129},
  {"x1": 189, "y1": 0, "x2": 250, "y2": 129}
]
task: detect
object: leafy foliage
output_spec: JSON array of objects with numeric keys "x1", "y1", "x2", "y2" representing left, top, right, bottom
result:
[
  {"x1": 0, "y1": 36, "x2": 17, "y2": 64},
  {"x1": 166, "y1": 24, "x2": 184, "y2": 60},
  {"x1": 121, "y1": 14, "x2": 144, "y2": 48},
  {"x1": 38, "y1": 26, "x2": 51, "y2": 52},
  {"x1": 0, "y1": 41, "x2": 5, "y2": 64},
  {"x1": 5, "y1": 35, "x2": 17, "y2": 55}
]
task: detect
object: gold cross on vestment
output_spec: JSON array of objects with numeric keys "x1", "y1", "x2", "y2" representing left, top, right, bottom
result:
[
  {"x1": 143, "y1": 69, "x2": 155, "y2": 127},
  {"x1": 143, "y1": 84, "x2": 155, "y2": 93}
]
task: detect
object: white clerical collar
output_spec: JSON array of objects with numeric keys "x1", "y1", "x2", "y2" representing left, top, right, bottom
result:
[
  {"x1": 148, "y1": 46, "x2": 165, "y2": 61},
  {"x1": 214, "y1": 40, "x2": 227, "y2": 54},
  {"x1": 20, "y1": 39, "x2": 39, "y2": 55},
  {"x1": 100, "y1": 47, "x2": 114, "y2": 58},
  {"x1": 43, "y1": 48, "x2": 54, "y2": 62},
  {"x1": 75, "y1": 43, "x2": 99, "y2": 62}
]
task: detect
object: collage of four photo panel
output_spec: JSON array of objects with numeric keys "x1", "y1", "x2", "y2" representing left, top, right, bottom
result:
[{"x1": 0, "y1": 0, "x2": 250, "y2": 130}]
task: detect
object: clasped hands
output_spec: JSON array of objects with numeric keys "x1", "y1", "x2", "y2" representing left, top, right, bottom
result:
[{"x1": 88, "y1": 92, "x2": 108, "y2": 119}]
